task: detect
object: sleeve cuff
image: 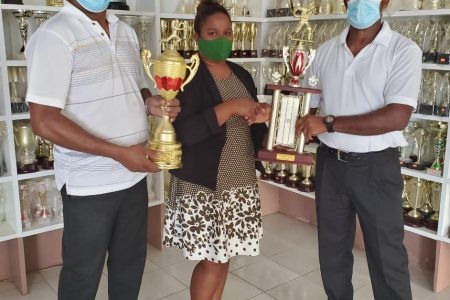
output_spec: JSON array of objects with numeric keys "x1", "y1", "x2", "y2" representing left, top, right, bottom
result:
[
  {"x1": 202, "y1": 107, "x2": 221, "y2": 135},
  {"x1": 26, "y1": 94, "x2": 65, "y2": 109},
  {"x1": 385, "y1": 95, "x2": 417, "y2": 109}
]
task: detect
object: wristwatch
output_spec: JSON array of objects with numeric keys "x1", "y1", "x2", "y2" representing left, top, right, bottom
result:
[{"x1": 324, "y1": 115, "x2": 335, "y2": 133}]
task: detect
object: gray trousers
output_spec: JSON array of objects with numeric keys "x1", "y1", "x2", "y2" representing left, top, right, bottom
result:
[
  {"x1": 316, "y1": 145, "x2": 412, "y2": 300},
  {"x1": 58, "y1": 178, "x2": 148, "y2": 300}
]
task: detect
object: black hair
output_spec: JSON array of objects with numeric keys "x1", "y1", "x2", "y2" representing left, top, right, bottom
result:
[{"x1": 194, "y1": 0, "x2": 231, "y2": 35}]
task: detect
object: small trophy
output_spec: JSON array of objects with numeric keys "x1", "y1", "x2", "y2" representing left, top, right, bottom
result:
[
  {"x1": 422, "y1": 22, "x2": 443, "y2": 63},
  {"x1": 400, "y1": 125, "x2": 414, "y2": 166},
  {"x1": 19, "y1": 184, "x2": 32, "y2": 228},
  {"x1": 141, "y1": 34, "x2": 200, "y2": 169},
  {"x1": 266, "y1": 0, "x2": 278, "y2": 17},
  {"x1": 257, "y1": 0, "x2": 318, "y2": 166},
  {"x1": 34, "y1": 11, "x2": 49, "y2": 28},
  {"x1": 34, "y1": 185, "x2": 51, "y2": 224},
  {"x1": 331, "y1": 0, "x2": 346, "y2": 13},
  {"x1": 298, "y1": 165, "x2": 315, "y2": 192},
  {"x1": 14, "y1": 121, "x2": 38, "y2": 173},
  {"x1": 273, "y1": 163, "x2": 288, "y2": 184},
  {"x1": 422, "y1": 0, "x2": 441, "y2": 9},
  {"x1": 426, "y1": 182, "x2": 442, "y2": 231},
  {"x1": 435, "y1": 73, "x2": 450, "y2": 116},
  {"x1": 35, "y1": 136, "x2": 46, "y2": 165},
  {"x1": 285, "y1": 164, "x2": 300, "y2": 188},
  {"x1": 108, "y1": 0, "x2": 130, "y2": 10},
  {"x1": 436, "y1": 25, "x2": 450, "y2": 65},
  {"x1": 270, "y1": 26, "x2": 282, "y2": 57},
  {"x1": 42, "y1": 139, "x2": 54, "y2": 170},
  {"x1": 160, "y1": 20, "x2": 170, "y2": 53},
  {"x1": 408, "y1": 128, "x2": 427, "y2": 170},
  {"x1": 240, "y1": 23, "x2": 250, "y2": 58},
  {"x1": 180, "y1": 20, "x2": 193, "y2": 58},
  {"x1": 418, "y1": 71, "x2": 438, "y2": 115},
  {"x1": 319, "y1": 0, "x2": 332, "y2": 14},
  {"x1": 402, "y1": 176, "x2": 413, "y2": 214},
  {"x1": 249, "y1": 23, "x2": 258, "y2": 58},
  {"x1": 404, "y1": 178, "x2": 426, "y2": 227},
  {"x1": 427, "y1": 122, "x2": 447, "y2": 176},
  {"x1": 231, "y1": 22, "x2": 242, "y2": 58},
  {"x1": 420, "y1": 182, "x2": 433, "y2": 219},
  {"x1": 260, "y1": 162, "x2": 275, "y2": 180},
  {"x1": 13, "y1": 10, "x2": 33, "y2": 59},
  {"x1": 9, "y1": 67, "x2": 28, "y2": 114}
]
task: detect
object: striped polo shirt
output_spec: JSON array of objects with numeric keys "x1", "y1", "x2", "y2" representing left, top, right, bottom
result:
[{"x1": 25, "y1": 2, "x2": 150, "y2": 196}]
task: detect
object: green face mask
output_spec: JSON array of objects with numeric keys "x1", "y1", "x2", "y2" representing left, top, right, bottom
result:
[{"x1": 198, "y1": 37, "x2": 232, "y2": 62}]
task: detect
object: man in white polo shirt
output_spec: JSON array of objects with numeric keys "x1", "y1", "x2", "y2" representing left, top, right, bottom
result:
[
  {"x1": 25, "y1": 0, "x2": 180, "y2": 299},
  {"x1": 297, "y1": 0, "x2": 420, "y2": 299}
]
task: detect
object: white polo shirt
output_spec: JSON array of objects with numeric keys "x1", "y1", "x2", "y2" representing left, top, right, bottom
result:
[
  {"x1": 25, "y1": 2, "x2": 150, "y2": 196},
  {"x1": 307, "y1": 22, "x2": 422, "y2": 153}
]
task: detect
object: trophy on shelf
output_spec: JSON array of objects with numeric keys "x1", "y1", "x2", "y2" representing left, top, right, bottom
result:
[
  {"x1": 108, "y1": 0, "x2": 130, "y2": 10},
  {"x1": 19, "y1": 184, "x2": 32, "y2": 228},
  {"x1": 418, "y1": 71, "x2": 438, "y2": 115},
  {"x1": 404, "y1": 178, "x2": 427, "y2": 227},
  {"x1": 176, "y1": 0, "x2": 191, "y2": 14},
  {"x1": 436, "y1": 73, "x2": 449, "y2": 116},
  {"x1": 331, "y1": 0, "x2": 346, "y2": 13},
  {"x1": 13, "y1": 10, "x2": 33, "y2": 59},
  {"x1": 285, "y1": 164, "x2": 300, "y2": 187},
  {"x1": 14, "y1": 121, "x2": 38, "y2": 174},
  {"x1": 270, "y1": 25, "x2": 283, "y2": 57},
  {"x1": 427, "y1": 122, "x2": 447, "y2": 176},
  {"x1": 34, "y1": 184, "x2": 51, "y2": 224},
  {"x1": 400, "y1": 125, "x2": 414, "y2": 166},
  {"x1": 231, "y1": 22, "x2": 242, "y2": 58},
  {"x1": 407, "y1": 127, "x2": 428, "y2": 170},
  {"x1": 319, "y1": 0, "x2": 332, "y2": 14},
  {"x1": 422, "y1": 0, "x2": 442, "y2": 10},
  {"x1": 257, "y1": 0, "x2": 319, "y2": 170},
  {"x1": 273, "y1": 163, "x2": 288, "y2": 184},
  {"x1": 298, "y1": 165, "x2": 315, "y2": 192},
  {"x1": 425, "y1": 182, "x2": 441, "y2": 231},
  {"x1": 260, "y1": 162, "x2": 275, "y2": 180},
  {"x1": 422, "y1": 21, "x2": 443, "y2": 63},
  {"x1": 34, "y1": 11, "x2": 49, "y2": 28},
  {"x1": 160, "y1": 20, "x2": 170, "y2": 53},
  {"x1": 35, "y1": 136, "x2": 46, "y2": 165},
  {"x1": 249, "y1": 23, "x2": 258, "y2": 58},
  {"x1": 402, "y1": 176, "x2": 413, "y2": 214},
  {"x1": 8, "y1": 67, "x2": 28, "y2": 114},
  {"x1": 46, "y1": 0, "x2": 63, "y2": 6},
  {"x1": 137, "y1": 17, "x2": 152, "y2": 59},
  {"x1": 2, "y1": 0, "x2": 23, "y2": 4},
  {"x1": 420, "y1": 183, "x2": 434, "y2": 219},
  {"x1": 180, "y1": 21, "x2": 194, "y2": 59},
  {"x1": 437, "y1": 25, "x2": 450, "y2": 64},
  {"x1": 141, "y1": 30, "x2": 200, "y2": 169},
  {"x1": 240, "y1": 23, "x2": 250, "y2": 57}
]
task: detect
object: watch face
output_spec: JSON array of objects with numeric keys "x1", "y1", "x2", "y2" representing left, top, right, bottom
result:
[{"x1": 325, "y1": 116, "x2": 333, "y2": 123}]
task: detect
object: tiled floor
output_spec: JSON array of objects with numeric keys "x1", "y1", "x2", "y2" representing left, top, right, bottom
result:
[{"x1": 1, "y1": 213, "x2": 450, "y2": 300}]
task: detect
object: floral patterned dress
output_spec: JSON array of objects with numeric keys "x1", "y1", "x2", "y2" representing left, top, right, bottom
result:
[{"x1": 163, "y1": 73, "x2": 263, "y2": 263}]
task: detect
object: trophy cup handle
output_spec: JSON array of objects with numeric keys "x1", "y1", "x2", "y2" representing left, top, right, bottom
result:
[
  {"x1": 282, "y1": 46, "x2": 291, "y2": 75},
  {"x1": 181, "y1": 53, "x2": 200, "y2": 91},
  {"x1": 303, "y1": 49, "x2": 316, "y2": 74},
  {"x1": 141, "y1": 49, "x2": 156, "y2": 88}
]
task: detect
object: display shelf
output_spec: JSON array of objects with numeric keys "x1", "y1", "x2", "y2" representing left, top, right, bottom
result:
[
  {"x1": 411, "y1": 113, "x2": 450, "y2": 123},
  {"x1": 401, "y1": 167, "x2": 444, "y2": 183},
  {"x1": 6, "y1": 60, "x2": 26, "y2": 67},
  {"x1": 0, "y1": 175, "x2": 12, "y2": 184},
  {"x1": 159, "y1": 13, "x2": 195, "y2": 20},
  {"x1": 21, "y1": 221, "x2": 63, "y2": 238},
  {"x1": 229, "y1": 57, "x2": 283, "y2": 63},
  {"x1": 0, "y1": 4, "x2": 61, "y2": 12},
  {"x1": 404, "y1": 225, "x2": 440, "y2": 241},
  {"x1": 422, "y1": 63, "x2": 450, "y2": 72},
  {"x1": 259, "y1": 179, "x2": 315, "y2": 200},
  {"x1": 385, "y1": 8, "x2": 450, "y2": 18},
  {"x1": 0, "y1": 222, "x2": 16, "y2": 243},
  {"x1": 109, "y1": 10, "x2": 155, "y2": 17},
  {"x1": 0, "y1": 115, "x2": 7, "y2": 121},
  {"x1": 17, "y1": 170, "x2": 54, "y2": 181},
  {"x1": 11, "y1": 113, "x2": 30, "y2": 120}
]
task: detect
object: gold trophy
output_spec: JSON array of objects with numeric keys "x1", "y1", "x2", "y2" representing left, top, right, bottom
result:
[
  {"x1": 285, "y1": 164, "x2": 300, "y2": 188},
  {"x1": 427, "y1": 122, "x2": 447, "y2": 176},
  {"x1": 402, "y1": 176, "x2": 413, "y2": 214},
  {"x1": 14, "y1": 121, "x2": 38, "y2": 173},
  {"x1": 249, "y1": 23, "x2": 258, "y2": 58},
  {"x1": 34, "y1": 11, "x2": 49, "y2": 27},
  {"x1": 425, "y1": 182, "x2": 441, "y2": 231},
  {"x1": 19, "y1": 184, "x2": 32, "y2": 229},
  {"x1": 141, "y1": 31, "x2": 200, "y2": 169},
  {"x1": 180, "y1": 20, "x2": 194, "y2": 59},
  {"x1": 240, "y1": 23, "x2": 250, "y2": 57},
  {"x1": 231, "y1": 22, "x2": 242, "y2": 58},
  {"x1": 298, "y1": 165, "x2": 314, "y2": 192},
  {"x1": 257, "y1": 0, "x2": 318, "y2": 167},
  {"x1": 160, "y1": 20, "x2": 170, "y2": 53},
  {"x1": 404, "y1": 178, "x2": 427, "y2": 227},
  {"x1": 420, "y1": 181, "x2": 433, "y2": 218},
  {"x1": 13, "y1": 10, "x2": 33, "y2": 59},
  {"x1": 260, "y1": 162, "x2": 274, "y2": 180},
  {"x1": 273, "y1": 163, "x2": 288, "y2": 184}
]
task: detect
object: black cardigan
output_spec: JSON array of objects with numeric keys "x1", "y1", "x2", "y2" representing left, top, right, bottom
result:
[{"x1": 169, "y1": 60, "x2": 268, "y2": 190}]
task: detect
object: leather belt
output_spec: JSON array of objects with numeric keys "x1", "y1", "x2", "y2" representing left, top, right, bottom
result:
[{"x1": 320, "y1": 144, "x2": 395, "y2": 163}]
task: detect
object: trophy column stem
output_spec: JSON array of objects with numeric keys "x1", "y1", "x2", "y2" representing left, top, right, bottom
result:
[
  {"x1": 267, "y1": 90, "x2": 281, "y2": 151},
  {"x1": 296, "y1": 93, "x2": 311, "y2": 154}
]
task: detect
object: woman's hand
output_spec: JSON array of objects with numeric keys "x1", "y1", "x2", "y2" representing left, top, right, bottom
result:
[
  {"x1": 246, "y1": 103, "x2": 271, "y2": 125},
  {"x1": 146, "y1": 96, "x2": 181, "y2": 122}
]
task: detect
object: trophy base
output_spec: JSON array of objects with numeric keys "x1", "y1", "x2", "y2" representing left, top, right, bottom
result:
[
  {"x1": 423, "y1": 52, "x2": 437, "y2": 63},
  {"x1": 2, "y1": 0, "x2": 23, "y2": 3},
  {"x1": 435, "y1": 105, "x2": 449, "y2": 117},
  {"x1": 266, "y1": 8, "x2": 277, "y2": 17},
  {"x1": 427, "y1": 168, "x2": 442, "y2": 177},
  {"x1": 269, "y1": 50, "x2": 278, "y2": 58},
  {"x1": 298, "y1": 181, "x2": 315, "y2": 193},
  {"x1": 11, "y1": 102, "x2": 28, "y2": 114},
  {"x1": 272, "y1": 172, "x2": 287, "y2": 184},
  {"x1": 107, "y1": 2, "x2": 130, "y2": 10},
  {"x1": 41, "y1": 159, "x2": 54, "y2": 170},
  {"x1": 261, "y1": 49, "x2": 270, "y2": 57},
  {"x1": 17, "y1": 162, "x2": 38, "y2": 174},
  {"x1": 407, "y1": 162, "x2": 426, "y2": 171},
  {"x1": 417, "y1": 104, "x2": 434, "y2": 115},
  {"x1": 276, "y1": 8, "x2": 291, "y2": 17},
  {"x1": 436, "y1": 53, "x2": 449, "y2": 65},
  {"x1": 425, "y1": 217, "x2": 439, "y2": 231},
  {"x1": 285, "y1": 177, "x2": 300, "y2": 188},
  {"x1": 250, "y1": 50, "x2": 258, "y2": 58},
  {"x1": 400, "y1": 159, "x2": 412, "y2": 167},
  {"x1": 277, "y1": 50, "x2": 283, "y2": 58},
  {"x1": 257, "y1": 149, "x2": 315, "y2": 165},
  {"x1": 231, "y1": 50, "x2": 242, "y2": 58},
  {"x1": 404, "y1": 212, "x2": 425, "y2": 227},
  {"x1": 36, "y1": 155, "x2": 46, "y2": 165},
  {"x1": 241, "y1": 50, "x2": 250, "y2": 58},
  {"x1": 260, "y1": 171, "x2": 273, "y2": 181},
  {"x1": 403, "y1": 207, "x2": 413, "y2": 214},
  {"x1": 147, "y1": 141, "x2": 182, "y2": 170}
]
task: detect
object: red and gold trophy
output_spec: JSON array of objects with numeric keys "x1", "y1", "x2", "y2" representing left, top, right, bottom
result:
[
  {"x1": 141, "y1": 33, "x2": 200, "y2": 169},
  {"x1": 257, "y1": 0, "x2": 319, "y2": 170}
]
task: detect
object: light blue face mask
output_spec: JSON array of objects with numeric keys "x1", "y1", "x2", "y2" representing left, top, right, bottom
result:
[
  {"x1": 347, "y1": 0, "x2": 382, "y2": 30},
  {"x1": 76, "y1": 0, "x2": 111, "y2": 13}
]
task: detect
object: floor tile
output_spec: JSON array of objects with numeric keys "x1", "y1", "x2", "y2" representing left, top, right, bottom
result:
[
  {"x1": 248, "y1": 294, "x2": 275, "y2": 300},
  {"x1": 266, "y1": 277, "x2": 327, "y2": 300},
  {"x1": 222, "y1": 273, "x2": 262, "y2": 300},
  {"x1": 46, "y1": 273, "x2": 107, "y2": 293},
  {"x1": 160, "y1": 289, "x2": 190, "y2": 300},
  {"x1": 164, "y1": 260, "x2": 197, "y2": 286},
  {"x1": 0, "y1": 282, "x2": 56, "y2": 300},
  {"x1": 95, "y1": 287, "x2": 108, "y2": 300},
  {"x1": 262, "y1": 213, "x2": 300, "y2": 233},
  {"x1": 270, "y1": 247, "x2": 319, "y2": 275},
  {"x1": 352, "y1": 249, "x2": 370, "y2": 275},
  {"x1": 304, "y1": 268, "x2": 370, "y2": 291},
  {"x1": 232, "y1": 258, "x2": 299, "y2": 291},
  {"x1": 38, "y1": 266, "x2": 62, "y2": 280},
  {"x1": 427, "y1": 286, "x2": 450, "y2": 300},
  {"x1": 0, "y1": 280, "x2": 16, "y2": 293},
  {"x1": 354, "y1": 285, "x2": 375, "y2": 300},
  {"x1": 26, "y1": 272, "x2": 45, "y2": 286},
  {"x1": 147, "y1": 246, "x2": 187, "y2": 268},
  {"x1": 138, "y1": 269, "x2": 186, "y2": 300},
  {"x1": 229, "y1": 254, "x2": 266, "y2": 271},
  {"x1": 260, "y1": 231, "x2": 297, "y2": 257}
]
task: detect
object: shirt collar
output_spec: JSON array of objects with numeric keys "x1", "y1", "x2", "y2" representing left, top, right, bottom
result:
[
  {"x1": 339, "y1": 21, "x2": 392, "y2": 47},
  {"x1": 61, "y1": 1, "x2": 119, "y2": 25}
]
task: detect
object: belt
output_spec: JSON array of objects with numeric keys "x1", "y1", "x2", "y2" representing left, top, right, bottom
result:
[{"x1": 320, "y1": 144, "x2": 394, "y2": 163}]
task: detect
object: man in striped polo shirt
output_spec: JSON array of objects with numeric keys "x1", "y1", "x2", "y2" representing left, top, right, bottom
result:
[{"x1": 25, "y1": 0, "x2": 180, "y2": 299}]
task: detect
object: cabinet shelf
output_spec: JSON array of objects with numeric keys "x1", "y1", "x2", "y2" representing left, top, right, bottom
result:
[
  {"x1": 259, "y1": 179, "x2": 315, "y2": 200},
  {"x1": 401, "y1": 167, "x2": 444, "y2": 183},
  {"x1": 422, "y1": 63, "x2": 450, "y2": 71},
  {"x1": 17, "y1": 170, "x2": 54, "y2": 181},
  {"x1": 404, "y1": 225, "x2": 440, "y2": 241},
  {"x1": 411, "y1": 113, "x2": 450, "y2": 122},
  {"x1": 21, "y1": 221, "x2": 63, "y2": 238},
  {"x1": 11, "y1": 113, "x2": 30, "y2": 120},
  {"x1": 0, "y1": 222, "x2": 17, "y2": 243}
]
